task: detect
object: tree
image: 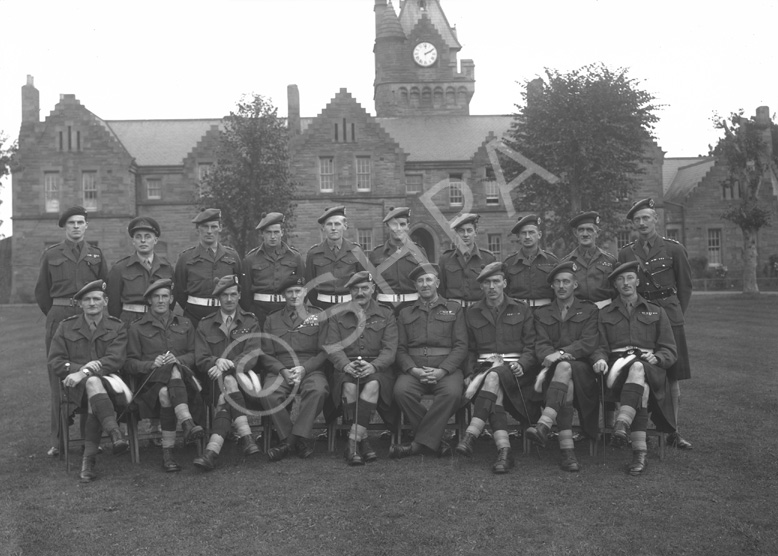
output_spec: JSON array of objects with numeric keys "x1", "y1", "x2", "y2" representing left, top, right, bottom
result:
[
  {"x1": 504, "y1": 64, "x2": 660, "y2": 253},
  {"x1": 197, "y1": 94, "x2": 295, "y2": 257},
  {"x1": 0, "y1": 132, "x2": 19, "y2": 237},
  {"x1": 711, "y1": 108, "x2": 778, "y2": 293}
]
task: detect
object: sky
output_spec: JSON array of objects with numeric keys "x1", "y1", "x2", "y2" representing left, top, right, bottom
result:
[{"x1": 1, "y1": 0, "x2": 776, "y2": 238}]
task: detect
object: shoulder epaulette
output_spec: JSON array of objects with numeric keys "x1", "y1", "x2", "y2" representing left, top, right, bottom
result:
[
  {"x1": 223, "y1": 245, "x2": 238, "y2": 253},
  {"x1": 114, "y1": 255, "x2": 132, "y2": 264},
  {"x1": 244, "y1": 246, "x2": 261, "y2": 256},
  {"x1": 624, "y1": 240, "x2": 637, "y2": 248},
  {"x1": 445, "y1": 299, "x2": 462, "y2": 312},
  {"x1": 287, "y1": 245, "x2": 300, "y2": 253},
  {"x1": 480, "y1": 247, "x2": 495, "y2": 256},
  {"x1": 663, "y1": 237, "x2": 681, "y2": 245},
  {"x1": 180, "y1": 245, "x2": 197, "y2": 254},
  {"x1": 62, "y1": 314, "x2": 79, "y2": 322},
  {"x1": 44, "y1": 243, "x2": 62, "y2": 252},
  {"x1": 107, "y1": 315, "x2": 124, "y2": 324},
  {"x1": 508, "y1": 296, "x2": 529, "y2": 307},
  {"x1": 441, "y1": 246, "x2": 455, "y2": 254}
]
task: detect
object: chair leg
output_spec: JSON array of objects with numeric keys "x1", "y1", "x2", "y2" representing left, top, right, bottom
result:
[
  {"x1": 128, "y1": 413, "x2": 140, "y2": 464},
  {"x1": 328, "y1": 421, "x2": 336, "y2": 453}
]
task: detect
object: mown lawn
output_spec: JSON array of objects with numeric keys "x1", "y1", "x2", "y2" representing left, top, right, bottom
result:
[{"x1": 0, "y1": 294, "x2": 776, "y2": 556}]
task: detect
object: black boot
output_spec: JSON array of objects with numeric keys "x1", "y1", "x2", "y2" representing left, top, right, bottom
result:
[
  {"x1": 560, "y1": 448, "x2": 580, "y2": 472},
  {"x1": 359, "y1": 438, "x2": 377, "y2": 463},
  {"x1": 492, "y1": 447, "x2": 514, "y2": 474},
  {"x1": 267, "y1": 442, "x2": 291, "y2": 462},
  {"x1": 79, "y1": 456, "x2": 97, "y2": 483},
  {"x1": 110, "y1": 429, "x2": 129, "y2": 455},
  {"x1": 182, "y1": 419, "x2": 204, "y2": 444},
  {"x1": 345, "y1": 439, "x2": 364, "y2": 466},
  {"x1": 455, "y1": 432, "x2": 477, "y2": 456},
  {"x1": 193, "y1": 449, "x2": 218, "y2": 471},
  {"x1": 238, "y1": 434, "x2": 260, "y2": 456},
  {"x1": 629, "y1": 450, "x2": 648, "y2": 476},
  {"x1": 526, "y1": 422, "x2": 550, "y2": 448},
  {"x1": 611, "y1": 421, "x2": 630, "y2": 448}
]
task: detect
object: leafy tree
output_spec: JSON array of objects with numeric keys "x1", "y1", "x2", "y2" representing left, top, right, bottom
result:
[
  {"x1": 197, "y1": 94, "x2": 295, "y2": 257},
  {"x1": 504, "y1": 64, "x2": 659, "y2": 253},
  {"x1": 711, "y1": 108, "x2": 778, "y2": 293},
  {"x1": 0, "y1": 132, "x2": 19, "y2": 237}
]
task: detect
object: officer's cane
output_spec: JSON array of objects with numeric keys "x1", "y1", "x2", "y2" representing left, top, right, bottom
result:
[
  {"x1": 512, "y1": 367, "x2": 540, "y2": 458},
  {"x1": 353, "y1": 372, "x2": 361, "y2": 461},
  {"x1": 600, "y1": 373, "x2": 607, "y2": 463}
]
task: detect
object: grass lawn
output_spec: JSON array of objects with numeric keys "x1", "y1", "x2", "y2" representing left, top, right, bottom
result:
[{"x1": 1, "y1": 294, "x2": 776, "y2": 556}]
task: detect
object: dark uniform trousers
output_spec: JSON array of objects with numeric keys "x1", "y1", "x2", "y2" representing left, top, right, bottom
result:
[
  {"x1": 394, "y1": 297, "x2": 467, "y2": 450},
  {"x1": 107, "y1": 253, "x2": 174, "y2": 326},
  {"x1": 174, "y1": 244, "x2": 242, "y2": 326},
  {"x1": 259, "y1": 306, "x2": 329, "y2": 440}
]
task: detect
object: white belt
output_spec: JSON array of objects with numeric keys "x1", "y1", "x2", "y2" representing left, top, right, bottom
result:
[
  {"x1": 122, "y1": 303, "x2": 147, "y2": 313},
  {"x1": 451, "y1": 299, "x2": 475, "y2": 307},
  {"x1": 595, "y1": 299, "x2": 612, "y2": 309},
  {"x1": 518, "y1": 298, "x2": 551, "y2": 307},
  {"x1": 612, "y1": 347, "x2": 654, "y2": 355},
  {"x1": 187, "y1": 295, "x2": 220, "y2": 307},
  {"x1": 377, "y1": 292, "x2": 419, "y2": 303},
  {"x1": 317, "y1": 293, "x2": 352, "y2": 304},
  {"x1": 253, "y1": 293, "x2": 285, "y2": 303},
  {"x1": 478, "y1": 352, "x2": 520, "y2": 362}
]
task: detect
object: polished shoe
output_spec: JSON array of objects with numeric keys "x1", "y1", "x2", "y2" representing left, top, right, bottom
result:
[
  {"x1": 110, "y1": 429, "x2": 129, "y2": 455},
  {"x1": 628, "y1": 449, "x2": 648, "y2": 476},
  {"x1": 267, "y1": 442, "x2": 291, "y2": 462},
  {"x1": 668, "y1": 431, "x2": 692, "y2": 450},
  {"x1": 455, "y1": 432, "x2": 477, "y2": 457},
  {"x1": 345, "y1": 439, "x2": 364, "y2": 466},
  {"x1": 47, "y1": 446, "x2": 60, "y2": 457},
  {"x1": 525, "y1": 422, "x2": 550, "y2": 448},
  {"x1": 162, "y1": 448, "x2": 182, "y2": 473},
  {"x1": 79, "y1": 455, "x2": 97, "y2": 483},
  {"x1": 437, "y1": 441, "x2": 452, "y2": 458},
  {"x1": 296, "y1": 438, "x2": 315, "y2": 459},
  {"x1": 560, "y1": 448, "x2": 580, "y2": 472},
  {"x1": 491, "y1": 447, "x2": 514, "y2": 474},
  {"x1": 238, "y1": 434, "x2": 261, "y2": 456},
  {"x1": 359, "y1": 439, "x2": 378, "y2": 463},
  {"x1": 182, "y1": 419, "x2": 204, "y2": 444},
  {"x1": 389, "y1": 443, "x2": 416, "y2": 459},
  {"x1": 611, "y1": 421, "x2": 630, "y2": 448},
  {"x1": 193, "y1": 449, "x2": 218, "y2": 471}
]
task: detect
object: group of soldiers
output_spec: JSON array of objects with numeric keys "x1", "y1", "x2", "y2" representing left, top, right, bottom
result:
[{"x1": 36, "y1": 198, "x2": 693, "y2": 481}]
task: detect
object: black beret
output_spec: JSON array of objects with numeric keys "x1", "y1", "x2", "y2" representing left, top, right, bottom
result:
[
  {"x1": 450, "y1": 213, "x2": 479, "y2": 230},
  {"x1": 546, "y1": 261, "x2": 578, "y2": 284},
  {"x1": 511, "y1": 214, "x2": 541, "y2": 235},
  {"x1": 344, "y1": 271, "x2": 373, "y2": 289},
  {"x1": 74, "y1": 279, "x2": 106, "y2": 300},
  {"x1": 476, "y1": 262, "x2": 507, "y2": 283},
  {"x1": 128, "y1": 216, "x2": 161, "y2": 237},
  {"x1": 278, "y1": 275, "x2": 305, "y2": 294},
  {"x1": 626, "y1": 198, "x2": 655, "y2": 220},
  {"x1": 383, "y1": 207, "x2": 411, "y2": 223},
  {"x1": 608, "y1": 261, "x2": 641, "y2": 282},
  {"x1": 317, "y1": 206, "x2": 346, "y2": 225},
  {"x1": 58, "y1": 206, "x2": 88, "y2": 228},
  {"x1": 192, "y1": 208, "x2": 221, "y2": 225},
  {"x1": 568, "y1": 211, "x2": 600, "y2": 229},
  {"x1": 409, "y1": 262, "x2": 440, "y2": 282},
  {"x1": 143, "y1": 278, "x2": 173, "y2": 298},
  {"x1": 256, "y1": 212, "x2": 285, "y2": 231},
  {"x1": 212, "y1": 274, "x2": 240, "y2": 296}
]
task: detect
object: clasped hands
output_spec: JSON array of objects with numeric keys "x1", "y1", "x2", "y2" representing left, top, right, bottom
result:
[
  {"x1": 344, "y1": 359, "x2": 376, "y2": 379},
  {"x1": 207, "y1": 358, "x2": 234, "y2": 380},
  {"x1": 410, "y1": 366, "x2": 446, "y2": 384},
  {"x1": 282, "y1": 365, "x2": 306, "y2": 386},
  {"x1": 63, "y1": 360, "x2": 102, "y2": 387}
]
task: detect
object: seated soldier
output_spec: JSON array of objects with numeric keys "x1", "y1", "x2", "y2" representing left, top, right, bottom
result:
[
  {"x1": 592, "y1": 261, "x2": 677, "y2": 476},
  {"x1": 124, "y1": 279, "x2": 205, "y2": 472},
  {"x1": 260, "y1": 277, "x2": 329, "y2": 461},
  {"x1": 455, "y1": 262, "x2": 539, "y2": 474},
  {"x1": 48, "y1": 280, "x2": 129, "y2": 482},
  {"x1": 324, "y1": 271, "x2": 398, "y2": 466},
  {"x1": 525, "y1": 261, "x2": 600, "y2": 472},
  {"x1": 390, "y1": 263, "x2": 467, "y2": 458},
  {"x1": 193, "y1": 275, "x2": 263, "y2": 471}
]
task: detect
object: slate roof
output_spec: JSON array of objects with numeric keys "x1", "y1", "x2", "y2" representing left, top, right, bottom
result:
[
  {"x1": 663, "y1": 157, "x2": 716, "y2": 202},
  {"x1": 107, "y1": 119, "x2": 221, "y2": 166}
]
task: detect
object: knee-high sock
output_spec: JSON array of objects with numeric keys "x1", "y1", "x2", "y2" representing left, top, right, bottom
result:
[
  {"x1": 557, "y1": 403, "x2": 574, "y2": 431},
  {"x1": 489, "y1": 405, "x2": 508, "y2": 432},
  {"x1": 168, "y1": 378, "x2": 188, "y2": 408},
  {"x1": 211, "y1": 407, "x2": 231, "y2": 438},
  {"x1": 205, "y1": 434, "x2": 225, "y2": 455},
  {"x1": 631, "y1": 407, "x2": 649, "y2": 433},
  {"x1": 233, "y1": 416, "x2": 252, "y2": 438},
  {"x1": 356, "y1": 400, "x2": 376, "y2": 429},
  {"x1": 493, "y1": 430, "x2": 510, "y2": 450},
  {"x1": 343, "y1": 402, "x2": 357, "y2": 424},
  {"x1": 90, "y1": 393, "x2": 119, "y2": 434},
  {"x1": 84, "y1": 413, "x2": 102, "y2": 457},
  {"x1": 539, "y1": 381, "x2": 568, "y2": 428},
  {"x1": 616, "y1": 383, "x2": 643, "y2": 426},
  {"x1": 159, "y1": 406, "x2": 176, "y2": 432},
  {"x1": 473, "y1": 391, "x2": 497, "y2": 422},
  {"x1": 227, "y1": 392, "x2": 248, "y2": 421}
]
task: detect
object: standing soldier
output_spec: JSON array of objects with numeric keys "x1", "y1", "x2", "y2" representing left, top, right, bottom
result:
[
  {"x1": 438, "y1": 213, "x2": 496, "y2": 308},
  {"x1": 107, "y1": 216, "x2": 174, "y2": 325},
  {"x1": 503, "y1": 214, "x2": 559, "y2": 307},
  {"x1": 173, "y1": 208, "x2": 242, "y2": 326},
  {"x1": 618, "y1": 198, "x2": 692, "y2": 449},
  {"x1": 35, "y1": 206, "x2": 108, "y2": 456},
  {"x1": 368, "y1": 207, "x2": 428, "y2": 314},
  {"x1": 241, "y1": 212, "x2": 304, "y2": 329},
  {"x1": 562, "y1": 211, "x2": 617, "y2": 308},
  {"x1": 305, "y1": 206, "x2": 364, "y2": 310}
]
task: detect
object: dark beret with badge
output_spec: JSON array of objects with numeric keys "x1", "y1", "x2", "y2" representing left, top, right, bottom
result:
[
  {"x1": 256, "y1": 212, "x2": 285, "y2": 231},
  {"x1": 58, "y1": 206, "x2": 88, "y2": 228},
  {"x1": 450, "y1": 213, "x2": 479, "y2": 230},
  {"x1": 511, "y1": 214, "x2": 541, "y2": 235},
  {"x1": 212, "y1": 274, "x2": 240, "y2": 296},
  {"x1": 128, "y1": 216, "x2": 161, "y2": 237},
  {"x1": 383, "y1": 206, "x2": 411, "y2": 223},
  {"x1": 278, "y1": 275, "x2": 305, "y2": 294},
  {"x1": 74, "y1": 279, "x2": 106, "y2": 300},
  {"x1": 626, "y1": 198, "x2": 655, "y2": 221},
  {"x1": 409, "y1": 262, "x2": 440, "y2": 282},
  {"x1": 191, "y1": 208, "x2": 222, "y2": 225},
  {"x1": 546, "y1": 261, "x2": 578, "y2": 284},
  {"x1": 317, "y1": 205, "x2": 346, "y2": 225},
  {"x1": 344, "y1": 271, "x2": 373, "y2": 289},
  {"x1": 608, "y1": 261, "x2": 641, "y2": 282},
  {"x1": 476, "y1": 261, "x2": 507, "y2": 283},
  {"x1": 143, "y1": 278, "x2": 173, "y2": 299},
  {"x1": 568, "y1": 211, "x2": 600, "y2": 229}
]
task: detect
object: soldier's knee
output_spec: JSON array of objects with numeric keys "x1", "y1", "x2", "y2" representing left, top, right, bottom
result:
[
  {"x1": 361, "y1": 380, "x2": 379, "y2": 397},
  {"x1": 170, "y1": 367, "x2": 182, "y2": 380},
  {"x1": 84, "y1": 376, "x2": 105, "y2": 396},
  {"x1": 223, "y1": 375, "x2": 239, "y2": 393},
  {"x1": 158, "y1": 387, "x2": 170, "y2": 407},
  {"x1": 627, "y1": 362, "x2": 645, "y2": 382},
  {"x1": 554, "y1": 361, "x2": 572, "y2": 381},
  {"x1": 483, "y1": 371, "x2": 500, "y2": 390}
]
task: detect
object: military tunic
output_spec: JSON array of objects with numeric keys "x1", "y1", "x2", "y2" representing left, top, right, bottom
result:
[
  {"x1": 241, "y1": 241, "x2": 304, "y2": 328},
  {"x1": 368, "y1": 240, "x2": 429, "y2": 296},
  {"x1": 438, "y1": 245, "x2": 496, "y2": 304},
  {"x1": 106, "y1": 253, "x2": 174, "y2": 325},
  {"x1": 174, "y1": 243, "x2": 242, "y2": 325},
  {"x1": 562, "y1": 246, "x2": 617, "y2": 304},
  {"x1": 304, "y1": 238, "x2": 364, "y2": 305},
  {"x1": 503, "y1": 249, "x2": 559, "y2": 303},
  {"x1": 533, "y1": 297, "x2": 600, "y2": 438}
]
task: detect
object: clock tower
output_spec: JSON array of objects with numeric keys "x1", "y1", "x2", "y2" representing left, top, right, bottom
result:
[{"x1": 374, "y1": 0, "x2": 475, "y2": 117}]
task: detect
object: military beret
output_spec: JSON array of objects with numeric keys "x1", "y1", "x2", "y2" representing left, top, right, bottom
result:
[
  {"x1": 74, "y1": 279, "x2": 106, "y2": 300},
  {"x1": 128, "y1": 216, "x2": 161, "y2": 237},
  {"x1": 569, "y1": 211, "x2": 600, "y2": 229},
  {"x1": 608, "y1": 261, "x2": 641, "y2": 282},
  {"x1": 58, "y1": 206, "x2": 88, "y2": 228},
  {"x1": 212, "y1": 274, "x2": 240, "y2": 296},
  {"x1": 409, "y1": 262, "x2": 440, "y2": 282},
  {"x1": 476, "y1": 262, "x2": 507, "y2": 283},
  {"x1": 626, "y1": 198, "x2": 655, "y2": 220},
  {"x1": 383, "y1": 206, "x2": 411, "y2": 223},
  {"x1": 278, "y1": 275, "x2": 305, "y2": 294},
  {"x1": 143, "y1": 278, "x2": 173, "y2": 298},
  {"x1": 344, "y1": 271, "x2": 373, "y2": 289},
  {"x1": 192, "y1": 208, "x2": 221, "y2": 225},
  {"x1": 450, "y1": 213, "x2": 479, "y2": 230},
  {"x1": 547, "y1": 261, "x2": 578, "y2": 284},
  {"x1": 256, "y1": 212, "x2": 285, "y2": 231},
  {"x1": 511, "y1": 214, "x2": 541, "y2": 235},
  {"x1": 317, "y1": 206, "x2": 346, "y2": 225}
]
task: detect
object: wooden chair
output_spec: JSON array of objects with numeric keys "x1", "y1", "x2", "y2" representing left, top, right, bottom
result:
[{"x1": 598, "y1": 378, "x2": 666, "y2": 460}]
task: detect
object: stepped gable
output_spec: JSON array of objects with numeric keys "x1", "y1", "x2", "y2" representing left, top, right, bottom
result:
[{"x1": 398, "y1": 0, "x2": 461, "y2": 50}]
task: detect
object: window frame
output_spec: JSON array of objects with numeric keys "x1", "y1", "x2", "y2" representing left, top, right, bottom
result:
[
  {"x1": 319, "y1": 156, "x2": 334, "y2": 193},
  {"x1": 82, "y1": 171, "x2": 98, "y2": 211},
  {"x1": 356, "y1": 156, "x2": 371, "y2": 192},
  {"x1": 44, "y1": 171, "x2": 61, "y2": 213},
  {"x1": 146, "y1": 178, "x2": 162, "y2": 201},
  {"x1": 707, "y1": 228, "x2": 723, "y2": 266}
]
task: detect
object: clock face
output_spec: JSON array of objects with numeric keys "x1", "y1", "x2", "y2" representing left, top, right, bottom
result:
[{"x1": 413, "y1": 42, "x2": 437, "y2": 67}]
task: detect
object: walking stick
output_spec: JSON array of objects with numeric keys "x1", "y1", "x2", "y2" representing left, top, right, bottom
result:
[
  {"x1": 600, "y1": 373, "x2": 607, "y2": 463},
  {"x1": 511, "y1": 366, "x2": 540, "y2": 458},
  {"x1": 353, "y1": 365, "x2": 361, "y2": 461}
]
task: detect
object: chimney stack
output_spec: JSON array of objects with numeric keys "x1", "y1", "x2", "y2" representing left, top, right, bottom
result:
[
  {"x1": 22, "y1": 75, "x2": 39, "y2": 125},
  {"x1": 287, "y1": 85, "x2": 301, "y2": 136},
  {"x1": 526, "y1": 78, "x2": 544, "y2": 107}
]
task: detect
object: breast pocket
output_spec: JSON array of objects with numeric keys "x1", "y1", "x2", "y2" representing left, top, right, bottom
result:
[
  {"x1": 636, "y1": 311, "x2": 661, "y2": 345},
  {"x1": 250, "y1": 260, "x2": 271, "y2": 283},
  {"x1": 49, "y1": 257, "x2": 71, "y2": 289},
  {"x1": 443, "y1": 262, "x2": 463, "y2": 289},
  {"x1": 85, "y1": 255, "x2": 103, "y2": 278},
  {"x1": 333, "y1": 254, "x2": 358, "y2": 279}
]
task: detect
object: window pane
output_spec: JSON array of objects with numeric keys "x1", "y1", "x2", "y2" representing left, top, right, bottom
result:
[
  {"x1": 666, "y1": 228, "x2": 680, "y2": 242},
  {"x1": 707, "y1": 229, "x2": 722, "y2": 265},
  {"x1": 82, "y1": 171, "x2": 98, "y2": 210},
  {"x1": 449, "y1": 181, "x2": 463, "y2": 207},
  {"x1": 320, "y1": 157, "x2": 334, "y2": 192},
  {"x1": 358, "y1": 229, "x2": 373, "y2": 252},
  {"x1": 146, "y1": 179, "x2": 162, "y2": 200},
  {"x1": 198, "y1": 163, "x2": 212, "y2": 181},
  {"x1": 487, "y1": 234, "x2": 502, "y2": 259},
  {"x1": 44, "y1": 172, "x2": 60, "y2": 213},
  {"x1": 617, "y1": 231, "x2": 631, "y2": 249},
  {"x1": 485, "y1": 180, "x2": 499, "y2": 206},
  {"x1": 356, "y1": 156, "x2": 371, "y2": 191},
  {"x1": 406, "y1": 174, "x2": 423, "y2": 193}
]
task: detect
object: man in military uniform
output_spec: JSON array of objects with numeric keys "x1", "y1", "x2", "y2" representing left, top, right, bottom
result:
[
  {"x1": 174, "y1": 208, "x2": 242, "y2": 326},
  {"x1": 618, "y1": 198, "x2": 693, "y2": 449},
  {"x1": 455, "y1": 262, "x2": 538, "y2": 474},
  {"x1": 438, "y1": 213, "x2": 496, "y2": 308},
  {"x1": 260, "y1": 277, "x2": 328, "y2": 462},
  {"x1": 503, "y1": 214, "x2": 559, "y2": 307},
  {"x1": 48, "y1": 280, "x2": 129, "y2": 482},
  {"x1": 193, "y1": 275, "x2": 262, "y2": 471},
  {"x1": 592, "y1": 261, "x2": 677, "y2": 476},
  {"x1": 562, "y1": 211, "x2": 617, "y2": 308},
  {"x1": 525, "y1": 261, "x2": 600, "y2": 472},
  {"x1": 390, "y1": 263, "x2": 467, "y2": 459},
  {"x1": 107, "y1": 216, "x2": 174, "y2": 326},
  {"x1": 124, "y1": 279, "x2": 205, "y2": 472},
  {"x1": 324, "y1": 271, "x2": 398, "y2": 466},
  {"x1": 368, "y1": 207, "x2": 428, "y2": 314},
  {"x1": 36, "y1": 206, "x2": 109, "y2": 456},
  {"x1": 241, "y1": 212, "x2": 304, "y2": 329}
]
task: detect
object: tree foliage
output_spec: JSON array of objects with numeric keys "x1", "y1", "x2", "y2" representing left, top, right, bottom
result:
[
  {"x1": 504, "y1": 64, "x2": 660, "y2": 253},
  {"x1": 197, "y1": 94, "x2": 295, "y2": 257},
  {"x1": 0, "y1": 132, "x2": 19, "y2": 236}
]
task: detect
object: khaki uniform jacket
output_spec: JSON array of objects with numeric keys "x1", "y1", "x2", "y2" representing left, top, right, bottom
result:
[
  {"x1": 106, "y1": 253, "x2": 174, "y2": 318},
  {"x1": 438, "y1": 245, "x2": 496, "y2": 302},
  {"x1": 325, "y1": 299, "x2": 398, "y2": 374},
  {"x1": 35, "y1": 240, "x2": 108, "y2": 314},
  {"x1": 173, "y1": 243, "x2": 242, "y2": 309},
  {"x1": 503, "y1": 249, "x2": 559, "y2": 301},
  {"x1": 241, "y1": 242, "x2": 304, "y2": 300},
  {"x1": 562, "y1": 246, "x2": 617, "y2": 303},
  {"x1": 48, "y1": 314, "x2": 127, "y2": 379},
  {"x1": 195, "y1": 308, "x2": 261, "y2": 375},
  {"x1": 368, "y1": 241, "x2": 428, "y2": 294},
  {"x1": 304, "y1": 239, "x2": 364, "y2": 295},
  {"x1": 125, "y1": 312, "x2": 196, "y2": 382},
  {"x1": 533, "y1": 297, "x2": 599, "y2": 361},
  {"x1": 259, "y1": 305, "x2": 327, "y2": 375}
]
